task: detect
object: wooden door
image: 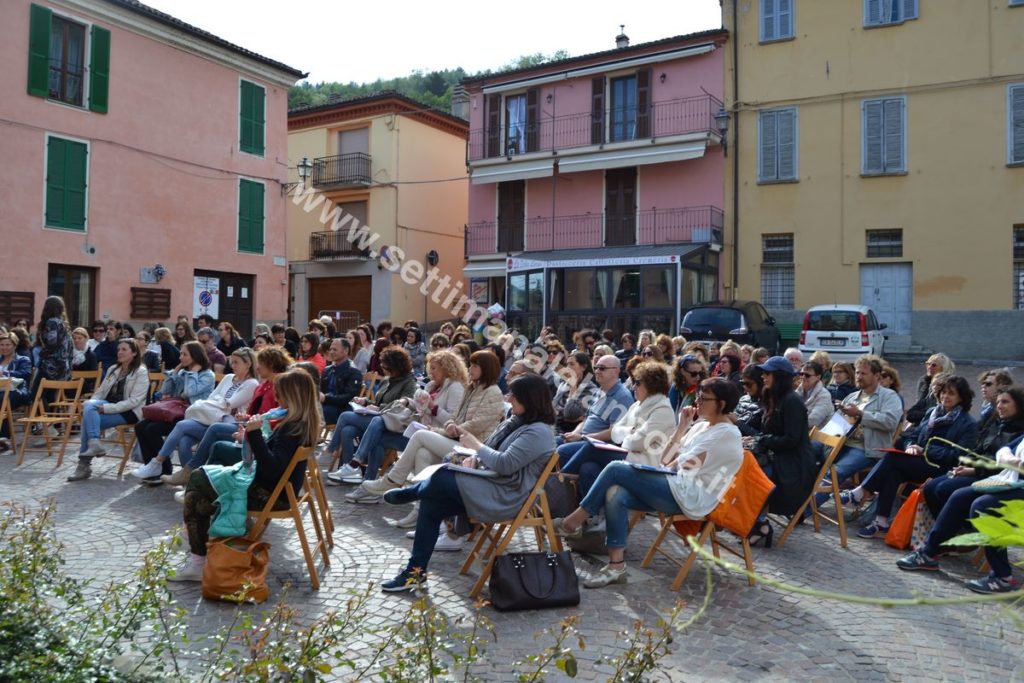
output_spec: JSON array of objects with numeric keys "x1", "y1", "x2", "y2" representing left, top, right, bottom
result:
[
  {"x1": 47, "y1": 264, "x2": 96, "y2": 328},
  {"x1": 605, "y1": 168, "x2": 637, "y2": 246},
  {"x1": 195, "y1": 269, "x2": 254, "y2": 337},
  {"x1": 308, "y1": 276, "x2": 371, "y2": 327},
  {"x1": 497, "y1": 181, "x2": 525, "y2": 252}
]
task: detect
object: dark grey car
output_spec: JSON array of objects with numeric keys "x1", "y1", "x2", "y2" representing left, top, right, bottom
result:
[{"x1": 680, "y1": 301, "x2": 782, "y2": 354}]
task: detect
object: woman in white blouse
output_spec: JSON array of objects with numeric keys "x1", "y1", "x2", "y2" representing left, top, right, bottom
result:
[{"x1": 555, "y1": 377, "x2": 744, "y2": 589}]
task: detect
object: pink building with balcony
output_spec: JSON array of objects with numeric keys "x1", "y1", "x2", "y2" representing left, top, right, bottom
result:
[
  {"x1": 0, "y1": 1, "x2": 304, "y2": 335},
  {"x1": 460, "y1": 29, "x2": 728, "y2": 338}
]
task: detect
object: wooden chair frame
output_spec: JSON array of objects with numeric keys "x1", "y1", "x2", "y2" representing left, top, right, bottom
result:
[
  {"x1": 113, "y1": 424, "x2": 138, "y2": 476},
  {"x1": 777, "y1": 427, "x2": 851, "y2": 549},
  {"x1": 459, "y1": 452, "x2": 562, "y2": 598},
  {"x1": 304, "y1": 449, "x2": 334, "y2": 547},
  {"x1": 16, "y1": 378, "x2": 84, "y2": 467},
  {"x1": 640, "y1": 516, "x2": 757, "y2": 590},
  {"x1": 0, "y1": 379, "x2": 18, "y2": 453},
  {"x1": 248, "y1": 446, "x2": 330, "y2": 590},
  {"x1": 361, "y1": 372, "x2": 379, "y2": 402},
  {"x1": 70, "y1": 367, "x2": 102, "y2": 401}
]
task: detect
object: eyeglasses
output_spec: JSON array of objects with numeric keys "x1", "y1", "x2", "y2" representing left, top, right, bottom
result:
[
  {"x1": 684, "y1": 369, "x2": 703, "y2": 378},
  {"x1": 982, "y1": 381, "x2": 994, "y2": 387},
  {"x1": 799, "y1": 372, "x2": 815, "y2": 378},
  {"x1": 696, "y1": 394, "x2": 716, "y2": 404},
  {"x1": 641, "y1": 351, "x2": 654, "y2": 357},
  {"x1": 92, "y1": 328, "x2": 105, "y2": 333}
]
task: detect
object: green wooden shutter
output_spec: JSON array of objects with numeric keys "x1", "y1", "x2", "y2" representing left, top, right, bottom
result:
[
  {"x1": 239, "y1": 81, "x2": 253, "y2": 152},
  {"x1": 45, "y1": 137, "x2": 67, "y2": 226},
  {"x1": 88, "y1": 25, "x2": 110, "y2": 113},
  {"x1": 27, "y1": 4, "x2": 52, "y2": 97},
  {"x1": 251, "y1": 83, "x2": 265, "y2": 156},
  {"x1": 238, "y1": 179, "x2": 264, "y2": 252},
  {"x1": 239, "y1": 80, "x2": 265, "y2": 155}
]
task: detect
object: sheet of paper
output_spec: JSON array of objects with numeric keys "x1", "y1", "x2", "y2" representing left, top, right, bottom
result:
[
  {"x1": 821, "y1": 410, "x2": 856, "y2": 437},
  {"x1": 403, "y1": 421, "x2": 429, "y2": 438}
]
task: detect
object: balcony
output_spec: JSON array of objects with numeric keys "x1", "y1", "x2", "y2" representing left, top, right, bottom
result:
[
  {"x1": 468, "y1": 94, "x2": 722, "y2": 162},
  {"x1": 309, "y1": 231, "x2": 370, "y2": 261},
  {"x1": 465, "y1": 206, "x2": 723, "y2": 257},
  {"x1": 311, "y1": 153, "x2": 371, "y2": 189}
]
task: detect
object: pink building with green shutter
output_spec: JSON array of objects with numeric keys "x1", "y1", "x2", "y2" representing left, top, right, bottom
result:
[
  {"x1": 0, "y1": 0, "x2": 304, "y2": 334},
  {"x1": 460, "y1": 29, "x2": 728, "y2": 339}
]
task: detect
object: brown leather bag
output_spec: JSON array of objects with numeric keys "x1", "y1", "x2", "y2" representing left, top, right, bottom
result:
[
  {"x1": 141, "y1": 397, "x2": 188, "y2": 423},
  {"x1": 201, "y1": 538, "x2": 271, "y2": 604}
]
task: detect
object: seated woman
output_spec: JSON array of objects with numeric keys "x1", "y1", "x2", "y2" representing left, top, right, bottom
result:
[
  {"x1": 138, "y1": 331, "x2": 162, "y2": 372},
  {"x1": 827, "y1": 362, "x2": 856, "y2": 401},
  {"x1": 360, "y1": 350, "x2": 505, "y2": 526},
  {"x1": 552, "y1": 351, "x2": 599, "y2": 439},
  {"x1": 325, "y1": 346, "x2": 418, "y2": 485},
  {"x1": 216, "y1": 321, "x2": 247, "y2": 356},
  {"x1": 668, "y1": 355, "x2": 707, "y2": 412},
  {"x1": 343, "y1": 349, "x2": 468, "y2": 503},
  {"x1": 251, "y1": 334, "x2": 272, "y2": 352},
  {"x1": 130, "y1": 341, "x2": 215, "y2": 483},
  {"x1": 799, "y1": 361, "x2": 833, "y2": 430},
  {"x1": 879, "y1": 365, "x2": 904, "y2": 409},
  {"x1": 897, "y1": 430, "x2": 1024, "y2": 594},
  {"x1": 70, "y1": 327, "x2": 99, "y2": 392},
  {"x1": 734, "y1": 364, "x2": 764, "y2": 436},
  {"x1": 905, "y1": 353, "x2": 956, "y2": 428},
  {"x1": 377, "y1": 373, "x2": 557, "y2": 592},
  {"x1": 172, "y1": 369, "x2": 320, "y2": 582},
  {"x1": 173, "y1": 321, "x2": 197, "y2": 348},
  {"x1": 67, "y1": 340, "x2": 150, "y2": 481},
  {"x1": 153, "y1": 327, "x2": 180, "y2": 370},
  {"x1": 404, "y1": 327, "x2": 428, "y2": 376},
  {"x1": 843, "y1": 375, "x2": 978, "y2": 539},
  {"x1": 297, "y1": 333, "x2": 326, "y2": 373},
  {"x1": 712, "y1": 352, "x2": 743, "y2": 387},
  {"x1": 133, "y1": 348, "x2": 259, "y2": 484},
  {"x1": 554, "y1": 378, "x2": 743, "y2": 588},
  {"x1": 559, "y1": 361, "x2": 675, "y2": 500},
  {"x1": 0, "y1": 332, "x2": 33, "y2": 451}
]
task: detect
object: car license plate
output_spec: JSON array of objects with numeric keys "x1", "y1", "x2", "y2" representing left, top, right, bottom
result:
[{"x1": 820, "y1": 338, "x2": 846, "y2": 347}]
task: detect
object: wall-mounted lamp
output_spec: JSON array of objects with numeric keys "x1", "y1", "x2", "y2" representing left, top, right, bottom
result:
[
  {"x1": 281, "y1": 156, "x2": 313, "y2": 195},
  {"x1": 713, "y1": 108, "x2": 730, "y2": 157},
  {"x1": 659, "y1": 72, "x2": 667, "y2": 84},
  {"x1": 545, "y1": 93, "x2": 553, "y2": 104}
]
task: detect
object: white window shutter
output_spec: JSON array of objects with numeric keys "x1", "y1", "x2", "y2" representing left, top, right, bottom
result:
[
  {"x1": 863, "y1": 100, "x2": 884, "y2": 173},
  {"x1": 883, "y1": 99, "x2": 905, "y2": 172},
  {"x1": 778, "y1": 110, "x2": 796, "y2": 179},
  {"x1": 1012, "y1": 86, "x2": 1024, "y2": 164},
  {"x1": 762, "y1": 0, "x2": 776, "y2": 41},
  {"x1": 760, "y1": 111, "x2": 778, "y2": 180},
  {"x1": 778, "y1": 0, "x2": 792, "y2": 37}
]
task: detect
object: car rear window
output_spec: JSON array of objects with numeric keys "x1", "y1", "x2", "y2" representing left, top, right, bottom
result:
[
  {"x1": 684, "y1": 308, "x2": 742, "y2": 328},
  {"x1": 807, "y1": 311, "x2": 861, "y2": 332}
]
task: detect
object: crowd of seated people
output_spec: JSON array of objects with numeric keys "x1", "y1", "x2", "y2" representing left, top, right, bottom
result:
[{"x1": 3, "y1": 308, "x2": 1022, "y2": 600}]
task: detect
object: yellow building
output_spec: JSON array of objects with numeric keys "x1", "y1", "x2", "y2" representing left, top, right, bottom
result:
[
  {"x1": 286, "y1": 93, "x2": 468, "y2": 328},
  {"x1": 722, "y1": 0, "x2": 1024, "y2": 358}
]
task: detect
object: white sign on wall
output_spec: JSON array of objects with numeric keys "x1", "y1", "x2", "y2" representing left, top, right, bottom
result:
[{"x1": 193, "y1": 276, "x2": 220, "y2": 319}]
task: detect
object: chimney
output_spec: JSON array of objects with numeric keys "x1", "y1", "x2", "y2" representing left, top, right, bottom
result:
[
  {"x1": 615, "y1": 25, "x2": 629, "y2": 48},
  {"x1": 450, "y1": 85, "x2": 470, "y2": 121}
]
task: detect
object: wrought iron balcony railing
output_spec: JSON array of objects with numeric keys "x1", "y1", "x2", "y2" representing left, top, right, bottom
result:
[
  {"x1": 309, "y1": 230, "x2": 370, "y2": 261},
  {"x1": 311, "y1": 153, "x2": 371, "y2": 188}
]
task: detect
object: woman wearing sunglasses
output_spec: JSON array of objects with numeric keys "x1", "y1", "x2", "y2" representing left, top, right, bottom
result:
[
  {"x1": 798, "y1": 361, "x2": 833, "y2": 429},
  {"x1": 669, "y1": 354, "x2": 706, "y2": 412}
]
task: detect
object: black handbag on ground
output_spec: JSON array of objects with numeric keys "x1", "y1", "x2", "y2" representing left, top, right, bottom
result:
[{"x1": 489, "y1": 550, "x2": 580, "y2": 611}]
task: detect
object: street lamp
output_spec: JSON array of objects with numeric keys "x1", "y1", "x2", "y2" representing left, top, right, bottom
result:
[
  {"x1": 713, "y1": 108, "x2": 730, "y2": 157},
  {"x1": 281, "y1": 157, "x2": 313, "y2": 195}
]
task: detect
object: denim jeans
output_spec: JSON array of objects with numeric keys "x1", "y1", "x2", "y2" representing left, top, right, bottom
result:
[
  {"x1": 186, "y1": 421, "x2": 238, "y2": 470},
  {"x1": 580, "y1": 461, "x2": 682, "y2": 549},
  {"x1": 922, "y1": 474, "x2": 975, "y2": 517},
  {"x1": 157, "y1": 418, "x2": 208, "y2": 464},
  {"x1": 556, "y1": 440, "x2": 587, "y2": 467},
  {"x1": 861, "y1": 453, "x2": 944, "y2": 520},
  {"x1": 327, "y1": 412, "x2": 373, "y2": 463},
  {"x1": 922, "y1": 486, "x2": 1024, "y2": 578},
  {"x1": 558, "y1": 441, "x2": 624, "y2": 500},
  {"x1": 354, "y1": 415, "x2": 410, "y2": 480},
  {"x1": 402, "y1": 467, "x2": 466, "y2": 572},
  {"x1": 814, "y1": 446, "x2": 873, "y2": 506},
  {"x1": 79, "y1": 400, "x2": 128, "y2": 458}
]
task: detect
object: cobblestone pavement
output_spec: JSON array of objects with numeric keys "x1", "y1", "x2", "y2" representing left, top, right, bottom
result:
[{"x1": 2, "y1": 359, "x2": 1022, "y2": 681}]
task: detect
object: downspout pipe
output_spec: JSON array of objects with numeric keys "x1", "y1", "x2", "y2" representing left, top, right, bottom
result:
[{"x1": 731, "y1": 0, "x2": 740, "y2": 293}]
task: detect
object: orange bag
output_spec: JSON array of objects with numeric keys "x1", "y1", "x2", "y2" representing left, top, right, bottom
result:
[
  {"x1": 884, "y1": 487, "x2": 922, "y2": 550},
  {"x1": 202, "y1": 538, "x2": 271, "y2": 603},
  {"x1": 674, "y1": 451, "x2": 775, "y2": 537}
]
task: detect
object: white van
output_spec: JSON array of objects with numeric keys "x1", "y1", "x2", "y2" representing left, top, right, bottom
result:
[{"x1": 798, "y1": 305, "x2": 887, "y2": 359}]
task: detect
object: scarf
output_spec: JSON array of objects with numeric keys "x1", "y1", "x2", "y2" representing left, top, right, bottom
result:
[
  {"x1": 72, "y1": 347, "x2": 86, "y2": 367},
  {"x1": 926, "y1": 405, "x2": 962, "y2": 432},
  {"x1": 485, "y1": 416, "x2": 523, "y2": 449}
]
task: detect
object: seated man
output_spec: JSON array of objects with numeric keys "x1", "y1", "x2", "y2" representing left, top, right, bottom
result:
[
  {"x1": 320, "y1": 338, "x2": 363, "y2": 426},
  {"x1": 556, "y1": 355, "x2": 633, "y2": 466},
  {"x1": 196, "y1": 327, "x2": 227, "y2": 374},
  {"x1": 815, "y1": 354, "x2": 902, "y2": 507}
]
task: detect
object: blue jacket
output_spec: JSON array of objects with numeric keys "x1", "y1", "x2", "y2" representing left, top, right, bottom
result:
[
  {"x1": 1, "y1": 354, "x2": 33, "y2": 403},
  {"x1": 914, "y1": 407, "x2": 979, "y2": 469},
  {"x1": 206, "y1": 460, "x2": 256, "y2": 538},
  {"x1": 160, "y1": 368, "x2": 215, "y2": 403}
]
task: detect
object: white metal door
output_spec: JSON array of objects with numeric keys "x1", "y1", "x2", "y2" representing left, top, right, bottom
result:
[{"x1": 860, "y1": 264, "x2": 912, "y2": 336}]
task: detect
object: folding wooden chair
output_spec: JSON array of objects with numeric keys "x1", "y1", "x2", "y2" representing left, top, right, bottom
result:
[
  {"x1": 0, "y1": 378, "x2": 18, "y2": 453},
  {"x1": 248, "y1": 446, "x2": 330, "y2": 590},
  {"x1": 640, "y1": 516, "x2": 757, "y2": 590},
  {"x1": 71, "y1": 367, "x2": 102, "y2": 401},
  {"x1": 148, "y1": 372, "x2": 166, "y2": 399},
  {"x1": 777, "y1": 427, "x2": 851, "y2": 549},
  {"x1": 459, "y1": 452, "x2": 562, "y2": 598},
  {"x1": 16, "y1": 378, "x2": 85, "y2": 467},
  {"x1": 304, "y1": 448, "x2": 334, "y2": 546},
  {"x1": 361, "y1": 372, "x2": 379, "y2": 402},
  {"x1": 113, "y1": 424, "x2": 138, "y2": 476}
]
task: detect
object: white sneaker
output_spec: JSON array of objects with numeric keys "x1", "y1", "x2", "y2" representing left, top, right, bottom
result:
[
  {"x1": 130, "y1": 459, "x2": 164, "y2": 480},
  {"x1": 387, "y1": 504, "x2": 419, "y2": 529},
  {"x1": 406, "y1": 521, "x2": 446, "y2": 539},
  {"x1": 174, "y1": 490, "x2": 186, "y2": 504},
  {"x1": 344, "y1": 487, "x2": 381, "y2": 504},
  {"x1": 327, "y1": 463, "x2": 361, "y2": 482},
  {"x1": 168, "y1": 556, "x2": 204, "y2": 582},
  {"x1": 81, "y1": 441, "x2": 106, "y2": 458},
  {"x1": 434, "y1": 533, "x2": 465, "y2": 552}
]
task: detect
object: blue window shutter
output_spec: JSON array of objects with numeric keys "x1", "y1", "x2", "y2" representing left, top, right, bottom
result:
[
  {"x1": 865, "y1": 0, "x2": 882, "y2": 26},
  {"x1": 902, "y1": 0, "x2": 918, "y2": 20},
  {"x1": 760, "y1": 111, "x2": 778, "y2": 180},
  {"x1": 778, "y1": 109, "x2": 796, "y2": 179},
  {"x1": 1012, "y1": 85, "x2": 1024, "y2": 164},
  {"x1": 883, "y1": 98, "x2": 905, "y2": 172},
  {"x1": 863, "y1": 100, "x2": 883, "y2": 174},
  {"x1": 778, "y1": 0, "x2": 792, "y2": 37},
  {"x1": 761, "y1": 0, "x2": 776, "y2": 40}
]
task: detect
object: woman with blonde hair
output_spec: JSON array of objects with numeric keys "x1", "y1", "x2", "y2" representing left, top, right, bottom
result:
[
  {"x1": 153, "y1": 326, "x2": 180, "y2": 369},
  {"x1": 808, "y1": 350, "x2": 833, "y2": 384},
  {"x1": 173, "y1": 369, "x2": 321, "y2": 581},
  {"x1": 907, "y1": 353, "x2": 956, "y2": 426},
  {"x1": 655, "y1": 334, "x2": 675, "y2": 364}
]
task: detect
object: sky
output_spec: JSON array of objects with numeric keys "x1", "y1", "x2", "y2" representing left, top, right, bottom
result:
[{"x1": 142, "y1": 0, "x2": 722, "y2": 84}]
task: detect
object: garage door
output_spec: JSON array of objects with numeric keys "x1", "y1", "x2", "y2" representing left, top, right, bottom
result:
[
  {"x1": 860, "y1": 263, "x2": 912, "y2": 336},
  {"x1": 308, "y1": 276, "x2": 371, "y2": 327}
]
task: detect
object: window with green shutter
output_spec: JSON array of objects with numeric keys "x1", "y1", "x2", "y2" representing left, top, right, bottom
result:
[
  {"x1": 45, "y1": 136, "x2": 88, "y2": 231},
  {"x1": 239, "y1": 80, "x2": 266, "y2": 156},
  {"x1": 238, "y1": 179, "x2": 265, "y2": 253},
  {"x1": 27, "y1": 4, "x2": 110, "y2": 112}
]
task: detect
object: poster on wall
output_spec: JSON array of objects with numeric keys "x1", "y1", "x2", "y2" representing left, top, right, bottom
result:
[
  {"x1": 193, "y1": 276, "x2": 220, "y2": 319},
  {"x1": 470, "y1": 278, "x2": 489, "y2": 304}
]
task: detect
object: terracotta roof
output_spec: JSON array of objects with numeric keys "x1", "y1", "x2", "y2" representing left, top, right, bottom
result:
[
  {"x1": 102, "y1": 0, "x2": 306, "y2": 78},
  {"x1": 461, "y1": 28, "x2": 728, "y2": 86},
  {"x1": 288, "y1": 91, "x2": 468, "y2": 138}
]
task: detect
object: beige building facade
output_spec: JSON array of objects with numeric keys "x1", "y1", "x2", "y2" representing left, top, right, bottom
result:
[
  {"x1": 286, "y1": 93, "x2": 468, "y2": 329},
  {"x1": 722, "y1": 0, "x2": 1024, "y2": 358}
]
